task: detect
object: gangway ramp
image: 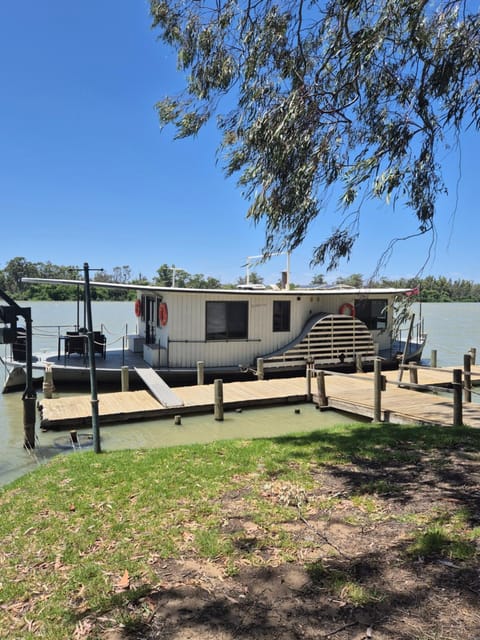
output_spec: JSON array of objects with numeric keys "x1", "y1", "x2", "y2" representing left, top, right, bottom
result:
[{"x1": 134, "y1": 367, "x2": 184, "y2": 408}]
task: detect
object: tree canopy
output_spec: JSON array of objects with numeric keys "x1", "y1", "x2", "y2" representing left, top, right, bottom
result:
[{"x1": 150, "y1": 0, "x2": 480, "y2": 269}]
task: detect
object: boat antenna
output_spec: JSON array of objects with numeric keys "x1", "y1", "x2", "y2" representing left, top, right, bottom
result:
[{"x1": 168, "y1": 266, "x2": 184, "y2": 287}]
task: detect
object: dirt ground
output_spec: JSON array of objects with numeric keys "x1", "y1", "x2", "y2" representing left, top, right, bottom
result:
[{"x1": 99, "y1": 447, "x2": 480, "y2": 640}]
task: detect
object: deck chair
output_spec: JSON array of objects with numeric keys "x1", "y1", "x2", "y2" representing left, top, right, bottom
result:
[
  {"x1": 93, "y1": 332, "x2": 107, "y2": 358},
  {"x1": 66, "y1": 332, "x2": 86, "y2": 357}
]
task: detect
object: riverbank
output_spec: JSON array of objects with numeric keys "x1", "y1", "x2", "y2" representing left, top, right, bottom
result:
[{"x1": 1, "y1": 422, "x2": 479, "y2": 639}]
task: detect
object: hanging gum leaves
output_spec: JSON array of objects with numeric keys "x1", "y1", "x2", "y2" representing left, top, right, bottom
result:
[{"x1": 150, "y1": 0, "x2": 480, "y2": 269}]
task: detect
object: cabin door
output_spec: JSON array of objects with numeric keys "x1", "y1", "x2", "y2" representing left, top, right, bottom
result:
[{"x1": 143, "y1": 295, "x2": 156, "y2": 345}]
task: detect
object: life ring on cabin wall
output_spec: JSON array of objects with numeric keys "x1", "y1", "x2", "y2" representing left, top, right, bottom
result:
[
  {"x1": 339, "y1": 302, "x2": 355, "y2": 317},
  {"x1": 158, "y1": 302, "x2": 168, "y2": 327},
  {"x1": 134, "y1": 299, "x2": 142, "y2": 317}
]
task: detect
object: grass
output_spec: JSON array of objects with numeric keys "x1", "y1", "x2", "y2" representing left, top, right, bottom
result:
[{"x1": 0, "y1": 421, "x2": 479, "y2": 638}]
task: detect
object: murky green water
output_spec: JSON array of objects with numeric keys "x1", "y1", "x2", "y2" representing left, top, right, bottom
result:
[{"x1": 0, "y1": 390, "x2": 357, "y2": 487}]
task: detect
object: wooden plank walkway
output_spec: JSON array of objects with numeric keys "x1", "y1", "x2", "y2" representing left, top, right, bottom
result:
[
  {"x1": 37, "y1": 367, "x2": 480, "y2": 430},
  {"x1": 133, "y1": 367, "x2": 184, "y2": 408},
  {"x1": 38, "y1": 377, "x2": 309, "y2": 429},
  {"x1": 321, "y1": 374, "x2": 480, "y2": 428}
]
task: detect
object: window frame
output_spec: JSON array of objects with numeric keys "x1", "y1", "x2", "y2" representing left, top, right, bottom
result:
[
  {"x1": 272, "y1": 300, "x2": 291, "y2": 332},
  {"x1": 206, "y1": 300, "x2": 249, "y2": 341}
]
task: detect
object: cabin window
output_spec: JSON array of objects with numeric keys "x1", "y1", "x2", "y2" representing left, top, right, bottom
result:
[
  {"x1": 206, "y1": 301, "x2": 248, "y2": 340},
  {"x1": 355, "y1": 299, "x2": 388, "y2": 330},
  {"x1": 273, "y1": 300, "x2": 291, "y2": 332}
]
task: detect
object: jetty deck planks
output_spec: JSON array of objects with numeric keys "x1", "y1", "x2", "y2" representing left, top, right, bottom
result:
[{"x1": 37, "y1": 367, "x2": 480, "y2": 429}]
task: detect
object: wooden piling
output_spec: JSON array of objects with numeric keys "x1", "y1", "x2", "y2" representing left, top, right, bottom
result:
[
  {"x1": 409, "y1": 363, "x2": 418, "y2": 385},
  {"x1": 197, "y1": 361, "x2": 204, "y2": 386},
  {"x1": 469, "y1": 347, "x2": 477, "y2": 366},
  {"x1": 42, "y1": 365, "x2": 54, "y2": 399},
  {"x1": 453, "y1": 368, "x2": 463, "y2": 426},
  {"x1": 355, "y1": 353, "x2": 363, "y2": 373},
  {"x1": 316, "y1": 370, "x2": 327, "y2": 408},
  {"x1": 464, "y1": 354, "x2": 472, "y2": 403},
  {"x1": 214, "y1": 379, "x2": 224, "y2": 421},
  {"x1": 121, "y1": 366, "x2": 129, "y2": 392},
  {"x1": 430, "y1": 349, "x2": 437, "y2": 368},
  {"x1": 306, "y1": 367, "x2": 312, "y2": 401},
  {"x1": 256, "y1": 358, "x2": 264, "y2": 380}
]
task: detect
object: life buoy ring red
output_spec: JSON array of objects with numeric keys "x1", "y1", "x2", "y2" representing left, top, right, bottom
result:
[
  {"x1": 159, "y1": 302, "x2": 168, "y2": 327},
  {"x1": 134, "y1": 299, "x2": 142, "y2": 317},
  {"x1": 339, "y1": 302, "x2": 355, "y2": 317}
]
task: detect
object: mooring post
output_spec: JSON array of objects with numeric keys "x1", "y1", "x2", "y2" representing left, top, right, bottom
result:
[
  {"x1": 373, "y1": 358, "x2": 382, "y2": 422},
  {"x1": 430, "y1": 349, "x2": 437, "y2": 368},
  {"x1": 42, "y1": 364, "x2": 54, "y2": 399},
  {"x1": 214, "y1": 379, "x2": 224, "y2": 421},
  {"x1": 256, "y1": 357, "x2": 264, "y2": 380},
  {"x1": 197, "y1": 361, "x2": 204, "y2": 386},
  {"x1": 306, "y1": 366, "x2": 312, "y2": 401},
  {"x1": 355, "y1": 353, "x2": 363, "y2": 373},
  {"x1": 469, "y1": 347, "x2": 477, "y2": 366},
  {"x1": 463, "y1": 354, "x2": 472, "y2": 403},
  {"x1": 316, "y1": 370, "x2": 327, "y2": 408},
  {"x1": 121, "y1": 366, "x2": 129, "y2": 392},
  {"x1": 408, "y1": 363, "x2": 418, "y2": 385},
  {"x1": 453, "y1": 368, "x2": 463, "y2": 426}
]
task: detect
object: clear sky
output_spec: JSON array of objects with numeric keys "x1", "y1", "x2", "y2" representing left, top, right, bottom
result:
[{"x1": 1, "y1": 1, "x2": 478, "y2": 286}]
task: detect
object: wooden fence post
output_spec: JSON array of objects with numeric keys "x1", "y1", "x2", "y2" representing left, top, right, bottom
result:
[
  {"x1": 464, "y1": 354, "x2": 472, "y2": 403},
  {"x1": 453, "y1": 369, "x2": 463, "y2": 426},
  {"x1": 214, "y1": 379, "x2": 224, "y2": 421}
]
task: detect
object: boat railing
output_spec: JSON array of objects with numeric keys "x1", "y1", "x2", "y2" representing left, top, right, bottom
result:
[
  {"x1": 393, "y1": 318, "x2": 426, "y2": 355},
  {"x1": 28, "y1": 324, "x2": 129, "y2": 363}
]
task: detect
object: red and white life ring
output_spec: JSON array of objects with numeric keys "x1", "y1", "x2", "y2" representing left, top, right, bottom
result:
[
  {"x1": 134, "y1": 299, "x2": 142, "y2": 317},
  {"x1": 339, "y1": 302, "x2": 355, "y2": 317},
  {"x1": 158, "y1": 302, "x2": 168, "y2": 327}
]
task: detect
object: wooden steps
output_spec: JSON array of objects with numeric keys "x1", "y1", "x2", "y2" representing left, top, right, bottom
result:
[{"x1": 264, "y1": 314, "x2": 376, "y2": 368}]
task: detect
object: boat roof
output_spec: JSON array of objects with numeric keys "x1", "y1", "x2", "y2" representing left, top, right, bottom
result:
[{"x1": 22, "y1": 277, "x2": 411, "y2": 296}]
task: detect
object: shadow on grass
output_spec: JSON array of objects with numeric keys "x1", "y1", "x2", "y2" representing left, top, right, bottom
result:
[
  {"x1": 270, "y1": 422, "x2": 480, "y2": 518},
  {"x1": 71, "y1": 422, "x2": 480, "y2": 639}
]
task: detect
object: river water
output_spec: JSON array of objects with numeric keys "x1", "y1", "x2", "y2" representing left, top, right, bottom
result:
[{"x1": 1, "y1": 301, "x2": 478, "y2": 487}]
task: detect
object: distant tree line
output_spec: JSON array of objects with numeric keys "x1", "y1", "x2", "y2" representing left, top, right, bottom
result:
[{"x1": 1, "y1": 257, "x2": 480, "y2": 303}]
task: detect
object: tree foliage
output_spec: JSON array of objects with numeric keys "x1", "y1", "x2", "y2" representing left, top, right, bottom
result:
[{"x1": 150, "y1": 0, "x2": 480, "y2": 269}]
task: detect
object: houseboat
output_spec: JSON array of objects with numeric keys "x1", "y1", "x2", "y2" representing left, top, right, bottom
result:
[{"x1": 1, "y1": 278, "x2": 425, "y2": 392}]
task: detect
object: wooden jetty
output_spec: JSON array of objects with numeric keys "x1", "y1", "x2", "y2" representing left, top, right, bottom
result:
[
  {"x1": 37, "y1": 363, "x2": 480, "y2": 430},
  {"x1": 38, "y1": 378, "x2": 309, "y2": 429}
]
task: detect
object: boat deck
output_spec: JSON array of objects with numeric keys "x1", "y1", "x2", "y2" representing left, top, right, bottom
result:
[{"x1": 37, "y1": 366, "x2": 480, "y2": 430}]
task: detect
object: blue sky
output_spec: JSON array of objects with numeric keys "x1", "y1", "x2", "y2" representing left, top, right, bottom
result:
[{"x1": 1, "y1": 1, "x2": 478, "y2": 286}]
